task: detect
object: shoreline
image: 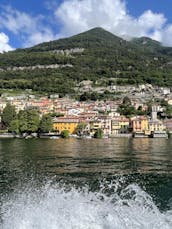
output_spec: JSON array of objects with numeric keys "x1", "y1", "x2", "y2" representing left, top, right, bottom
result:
[{"x1": 0, "y1": 133, "x2": 170, "y2": 139}]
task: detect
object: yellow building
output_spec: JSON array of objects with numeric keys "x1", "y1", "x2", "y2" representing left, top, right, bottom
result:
[
  {"x1": 131, "y1": 116, "x2": 149, "y2": 134},
  {"x1": 53, "y1": 116, "x2": 80, "y2": 134},
  {"x1": 111, "y1": 116, "x2": 129, "y2": 135}
]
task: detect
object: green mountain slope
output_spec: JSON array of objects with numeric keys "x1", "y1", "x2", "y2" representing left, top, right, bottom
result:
[
  {"x1": 24, "y1": 27, "x2": 129, "y2": 51},
  {"x1": 0, "y1": 27, "x2": 171, "y2": 95},
  {"x1": 132, "y1": 36, "x2": 172, "y2": 56}
]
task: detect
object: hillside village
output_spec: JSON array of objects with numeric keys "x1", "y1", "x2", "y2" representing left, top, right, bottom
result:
[
  {"x1": 0, "y1": 83, "x2": 171, "y2": 138},
  {"x1": 0, "y1": 29, "x2": 172, "y2": 138}
]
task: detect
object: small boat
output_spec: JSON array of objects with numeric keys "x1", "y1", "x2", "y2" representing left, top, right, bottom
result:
[
  {"x1": 84, "y1": 135, "x2": 92, "y2": 139},
  {"x1": 50, "y1": 136, "x2": 60, "y2": 139}
]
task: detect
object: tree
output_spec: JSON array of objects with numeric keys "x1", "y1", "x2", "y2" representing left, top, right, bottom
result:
[
  {"x1": 136, "y1": 106, "x2": 146, "y2": 116},
  {"x1": 122, "y1": 96, "x2": 131, "y2": 105},
  {"x1": 94, "y1": 128, "x2": 103, "y2": 138},
  {"x1": 90, "y1": 92, "x2": 99, "y2": 101},
  {"x1": 49, "y1": 112, "x2": 64, "y2": 117},
  {"x1": 160, "y1": 99, "x2": 168, "y2": 107},
  {"x1": 146, "y1": 101, "x2": 153, "y2": 116},
  {"x1": 39, "y1": 114, "x2": 52, "y2": 133},
  {"x1": 2, "y1": 103, "x2": 16, "y2": 128},
  {"x1": 165, "y1": 105, "x2": 172, "y2": 118},
  {"x1": 61, "y1": 130, "x2": 69, "y2": 138},
  {"x1": 76, "y1": 123, "x2": 88, "y2": 136},
  {"x1": 117, "y1": 104, "x2": 136, "y2": 117},
  {"x1": 117, "y1": 96, "x2": 136, "y2": 117},
  {"x1": 18, "y1": 109, "x2": 40, "y2": 133},
  {"x1": 9, "y1": 119, "x2": 20, "y2": 134},
  {"x1": 79, "y1": 92, "x2": 90, "y2": 101}
]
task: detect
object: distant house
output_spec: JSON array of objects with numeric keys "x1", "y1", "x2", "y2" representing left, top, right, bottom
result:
[
  {"x1": 168, "y1": 99, "x2": 172, "y2": 106},
  {"x1": 79, "y1": 112, "x2": 98, "y2": 121},
  {"x1": 0, "y1": 100, "x2": 7, "y2": 113},
  {"x1": 160, "y1": 87, "x2": 171, "y2": 95}
]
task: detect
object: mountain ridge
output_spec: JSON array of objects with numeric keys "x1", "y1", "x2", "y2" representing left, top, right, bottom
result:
[
  {"x1": 0, "y1": 27, "x2": 171, "y2": 95},
  {"x1": 16, "y1": 27, "x2": 172, "y2": 53},
  {"x1": 16, "y1": 27, "x2": 130, "y2": 52}
]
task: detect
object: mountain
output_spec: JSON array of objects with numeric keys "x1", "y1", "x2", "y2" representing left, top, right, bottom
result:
[
  {"x1": 132, "y1": 37, "x2": 161, "y2": 50},
  {"x1": 131, "y1": 36, "x2": 172, "y2": 56},
  {"x1": 0, "y1": 27, "x2": 172, "y2": 96},
  {"x1": 26, "y1": 27, "x2": 125, "y2": 51}
]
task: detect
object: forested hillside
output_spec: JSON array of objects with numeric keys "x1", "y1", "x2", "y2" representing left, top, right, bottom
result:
[{"x1": 0, "y1": 27, "x2": 172, "y2": 95}]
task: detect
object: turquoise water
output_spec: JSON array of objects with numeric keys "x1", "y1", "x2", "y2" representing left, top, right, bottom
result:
[{"x1": 0, "y1": 138, "x2": 172, "y2": 228}]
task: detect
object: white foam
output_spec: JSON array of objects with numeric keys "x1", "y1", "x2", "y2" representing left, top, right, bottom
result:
[{"x1": 1, "y1": 182, "x2": 172, "y2": 229}]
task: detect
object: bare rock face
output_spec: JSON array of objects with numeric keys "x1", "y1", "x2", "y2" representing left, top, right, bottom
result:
[{"x1": 2, "y1": 64, "x2": 73, "y2": 72}]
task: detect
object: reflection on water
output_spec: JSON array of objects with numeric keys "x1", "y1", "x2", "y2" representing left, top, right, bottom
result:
[
  {"x1": 131, "y1": 138, "x2": 172, "y2": 174},
  {"x1": 0, "y1": 138, "x2": 172, "y2": 176},
  {"x1": 0, "y1": 138, "x2": 172, "y2": 182},
  {"x1": 0, "y1": 138, "x2": 172, "y2": 228}
]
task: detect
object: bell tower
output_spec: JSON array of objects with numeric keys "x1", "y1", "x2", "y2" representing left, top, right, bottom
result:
[{"x1": 151, "y1": 106, "x2": 157, "y2": 121}]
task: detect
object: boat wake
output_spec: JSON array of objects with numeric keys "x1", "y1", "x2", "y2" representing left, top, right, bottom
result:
[{"x1": 1, "y1": 180, "x2": 172, "y2": 229}]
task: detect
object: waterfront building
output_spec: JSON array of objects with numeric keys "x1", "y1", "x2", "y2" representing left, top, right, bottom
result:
[
  {"x1": 148, "y1": 106, "x2": 167, "y2": 137},
  {"x1": 149, "y1": 120, "x2": 166, "y2": 132},
  {"x1": 111, "y1": 116, "x2": 130, "y2": 135},
  {"x1": 164, "y1": 119, "x2": 172, "y2": 133},
  {"x1": 90, "y1": 119, "x2": 102, "y2": 136},
  {"x1": 99, "y1": 115, "x2": 112, "y2": 136},
  {"x1": 53, "y1": 116, "x2": 80, "y2": 134},
  {"x1": 130, "y1": 116, "x2": 149, "y2": 135}
]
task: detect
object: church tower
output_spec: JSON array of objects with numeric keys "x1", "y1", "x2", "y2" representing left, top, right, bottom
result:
[{"x1": 151, "y1": 106, "x2": 158, "y2": 121}]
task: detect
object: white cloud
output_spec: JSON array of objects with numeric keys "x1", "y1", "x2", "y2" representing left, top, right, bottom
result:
[
  {"x1": 1, "y1": 1, "x2": 172, "y2": 48},
  {"x1": 0, "y1": 6, "x2": 56, "y2": 47},
  {"x1": 0, "y1": 6, "x2": 37, "y2": 34},
  {"x1": 0, "y1": 32, "x2": 13, "y2": 53},
  {"x1": 55, "y1": 0, "x2": 128, "y2": 37},
  {"x1": 26, "y1": 30, "x2": 55, "y2": 47},
  {"x1": 55, "y1": 0, "x2": 172, "y2": 46},
  {"x1": 160, "y1": 25, "x2": 172, "y2": 46}
]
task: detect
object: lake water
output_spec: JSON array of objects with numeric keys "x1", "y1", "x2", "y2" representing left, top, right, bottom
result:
[{"x1": 0, "y1": 138, "x2": 172, "y2": 228}]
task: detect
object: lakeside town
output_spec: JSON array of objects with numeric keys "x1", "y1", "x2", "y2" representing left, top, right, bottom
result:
[{"x1": 0, "y1": 83, "x2": 172, "y2": 139}]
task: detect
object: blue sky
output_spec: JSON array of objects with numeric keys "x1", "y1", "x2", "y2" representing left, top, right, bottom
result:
[{"x1": 0, "y1": 0, "x2": 172, "y2": 52}]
